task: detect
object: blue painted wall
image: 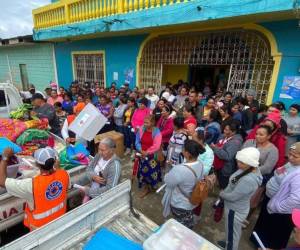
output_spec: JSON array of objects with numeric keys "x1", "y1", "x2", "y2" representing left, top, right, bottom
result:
[
  {"x1": 54, "y1": 34, "x2": 147, "y2": 89},
  {"x1": 261, "y1": 20, "x2": 300, "y2": 108}
]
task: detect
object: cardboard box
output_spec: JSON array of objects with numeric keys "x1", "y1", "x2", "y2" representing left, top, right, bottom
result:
[{"x1": 94, "y1": 131, "x2": 124, "y2": 158}]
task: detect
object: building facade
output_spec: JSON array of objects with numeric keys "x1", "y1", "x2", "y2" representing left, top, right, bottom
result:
[
  {"x1": 32, "y1": 0, "x2": 300, "y2": 106},
  {"x1": 0, "y1": 36, "x2": 57, "y2": 92}
]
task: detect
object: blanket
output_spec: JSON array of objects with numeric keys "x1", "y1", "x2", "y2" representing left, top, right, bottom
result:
[
  {"x1": 18, "y1": 137, "x2": 55, "y2": 156},
  {"x1": 0, "y1": 118, "x2": 49, "y2": 142},
  {"x1": 16, "y1": 129, "x2": 50, "y2": 145},
  {"x1": 0, "y1": 119, "x2": 28, "y2": 142},
  {"x1": 59, "y1": 143, "x2": 90, "y2": 170}
]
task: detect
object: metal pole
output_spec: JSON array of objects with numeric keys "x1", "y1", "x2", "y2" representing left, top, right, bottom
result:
[
  {"x1": 4, "y1": 87, "x2": 10, "y2": 114},
  {"x1": 6, "y1": 54, "x2": 13, "y2": 84},
  {"x1": 226, "y1": 64, "x2": 233, "y2": 91}
]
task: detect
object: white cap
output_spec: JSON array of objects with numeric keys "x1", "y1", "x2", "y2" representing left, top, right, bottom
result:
[
  {"x1": 34, "y1": 147, "x2": 57, "y2": 165},
  {"x1": 162, "y1": 92, "x2": 170, "y2": 99},
  {"x1": 236, "y1": 147, "x2": 260, "y2": 168},
  {"x1": 162, "y1": 92, "x2": 175, "y2": 103}
]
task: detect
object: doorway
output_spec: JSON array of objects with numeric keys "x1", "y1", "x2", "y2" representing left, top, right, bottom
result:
[
  {"x1": 162, "y1": 65, "x2": 189, "y2": 84},
  {"x1": 189, "y1": 65, "x2": 230, "y2": 93},
  {"x1": 139, "y1": 29, "x2": 275, "y2": 103},
  {"x1": 19, "y1": 64, "x2": 29, "y2": 90}
]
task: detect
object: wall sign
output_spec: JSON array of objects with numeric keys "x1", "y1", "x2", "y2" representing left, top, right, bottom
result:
[{"x1": 279, "y1": 76, "x2": 300, "y2": 100}]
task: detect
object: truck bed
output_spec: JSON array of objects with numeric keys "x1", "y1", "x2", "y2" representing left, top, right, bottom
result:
[
  {"x1": 1, "y1": 180, "x2": 157, "y2": 250},
  {"x1": 68, "y1": 210, "x2": 157, "y2": 250}
]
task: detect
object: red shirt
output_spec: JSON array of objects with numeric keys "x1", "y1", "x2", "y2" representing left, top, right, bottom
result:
[{"x1": 184, "y1": 116, "x2": 197, "y2": 129}]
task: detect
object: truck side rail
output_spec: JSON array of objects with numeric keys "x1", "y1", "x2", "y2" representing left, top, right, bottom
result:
[{"x1": 1, "y1": 180, "x2": 132, "y2": 250}]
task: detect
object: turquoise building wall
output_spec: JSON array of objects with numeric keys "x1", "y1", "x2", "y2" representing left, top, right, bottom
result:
[
  {"x1": 54, "y1": 34, "x2": 147, "y2": 89},
  {"x1": 34, "y1": 0, "x2": 295, "y2": 41},
  {"x1": 262, "y1": 20, "x2": 300, "y2": 108},
  {"x1": 54, "y1": 19, "x2": 300, "y2": 109},
  {"x1": 0, "y1": 44, "x2": 56, "y2": 91}
]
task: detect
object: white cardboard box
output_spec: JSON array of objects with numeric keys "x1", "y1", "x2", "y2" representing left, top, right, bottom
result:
[{"x1": 69, "y1": 103, "x2": 107, "y2": 141}]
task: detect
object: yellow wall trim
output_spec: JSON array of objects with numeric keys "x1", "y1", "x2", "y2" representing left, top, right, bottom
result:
[
  {"x1": 136, "y1": 23, "x2": 281, "y2": 104},
  {"x1": 71, "y1": 50, "x2": 107, "y2": 87}
]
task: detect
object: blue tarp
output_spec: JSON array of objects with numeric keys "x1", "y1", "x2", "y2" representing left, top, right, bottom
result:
[
  {"x1": 0, "y1": 137, "x2": 21, "y2": 155},
  {"x1": 84, "y1": 228, "x2": 142, "y2": 250}
]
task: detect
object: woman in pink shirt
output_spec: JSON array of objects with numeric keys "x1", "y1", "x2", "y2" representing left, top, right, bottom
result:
[
  {"x1": 131, "y1": 98, "x2": 151, "y2": 131},
  {"x1": 47, "y1": 89, "x2": 63, "y2": 106}
]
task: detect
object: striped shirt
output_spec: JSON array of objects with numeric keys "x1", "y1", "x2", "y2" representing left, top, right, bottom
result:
[{"x1": 167, "y1": 132, "x2": 188, "y2": 165}]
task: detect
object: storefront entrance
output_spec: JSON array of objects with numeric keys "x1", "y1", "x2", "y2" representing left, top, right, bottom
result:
[{"x1": 139, "y1": 29, "x2": 274, "y2": 103}]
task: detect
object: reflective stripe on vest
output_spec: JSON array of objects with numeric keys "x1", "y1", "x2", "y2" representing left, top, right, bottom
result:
[{"x1": 32, "y1": 202, "x2": 64, "y2": 220}]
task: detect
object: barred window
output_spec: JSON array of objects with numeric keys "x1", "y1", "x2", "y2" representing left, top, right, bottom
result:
[{"x1": 73, "y1": 53, "x2": 105, "y2": 85}]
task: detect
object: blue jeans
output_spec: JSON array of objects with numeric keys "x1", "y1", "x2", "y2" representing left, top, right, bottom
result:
[{"x1": 123, "y1": 125, "x2": 135, "y2": 149}]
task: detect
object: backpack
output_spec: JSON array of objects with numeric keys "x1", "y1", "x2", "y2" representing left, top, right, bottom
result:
[{"x1": 178, "y1": 164, "x2": 209, "y2": 205}]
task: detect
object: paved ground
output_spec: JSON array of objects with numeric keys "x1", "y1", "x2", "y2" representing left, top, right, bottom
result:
[
  {"x1": 120, "y1": 156, "x2": 257, "y2": 250},
  {"x1": 1, "y1": 155, "x2": 295, "y2": 248}
]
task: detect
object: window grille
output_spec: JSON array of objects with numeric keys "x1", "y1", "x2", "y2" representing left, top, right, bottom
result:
[{"x1": 73, "y1": 53, "x2": 105, "y2": 85}]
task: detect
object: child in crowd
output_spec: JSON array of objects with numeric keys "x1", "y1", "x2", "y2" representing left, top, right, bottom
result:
[
  {"x1": 166, "y1": 116, "x2": 188, "y2": 168},
  {"x1": 62, "y1": 93, "x2": 75, "y2": 114},
  {"x1": 54, "y1": 102, "x2": 67, "y2": 128}
]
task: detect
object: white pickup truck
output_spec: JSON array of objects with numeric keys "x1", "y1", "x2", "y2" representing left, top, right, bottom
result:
[
  {"x1": 0, "y1": 83, "x2": 23, "y2": 118},
  {"x1": 0, "y1": 83, "x2": 91, "y2": 236},
  {"x1": 0, "y1": 136, "x2": 92, "y2": 238}
]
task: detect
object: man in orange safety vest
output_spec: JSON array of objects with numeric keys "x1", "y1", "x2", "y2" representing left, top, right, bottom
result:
[{"x1": 0, "y1": 147, "x2": 70, "y2": 231}]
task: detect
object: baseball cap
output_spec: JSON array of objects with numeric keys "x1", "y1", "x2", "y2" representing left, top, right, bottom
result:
[
  {"x1": 292, "y1": 209, "x2": 300, "y2": 228},
  {"x1": 34, "y1": 147, "x2": 57, "y2": 165},
  {"x1": 290, "y1": 142, "x2": 300, "y2": 155},
  {"x1": 31, "y1": 93, "x2": 44, "y2": 101}
]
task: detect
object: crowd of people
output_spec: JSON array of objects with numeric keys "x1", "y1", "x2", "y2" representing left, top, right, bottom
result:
[{"x1": 19, "y1": 80, "x2": 300, "y2": 250}]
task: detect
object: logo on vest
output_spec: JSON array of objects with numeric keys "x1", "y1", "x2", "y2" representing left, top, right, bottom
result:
[{"x1": 46, "y1": 181, "x2": 63, "y2": 200}]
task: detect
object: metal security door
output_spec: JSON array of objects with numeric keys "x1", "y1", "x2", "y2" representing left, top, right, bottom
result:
[{"x1": 139, "y1": 30, "x2": 274, "y2": 103}]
